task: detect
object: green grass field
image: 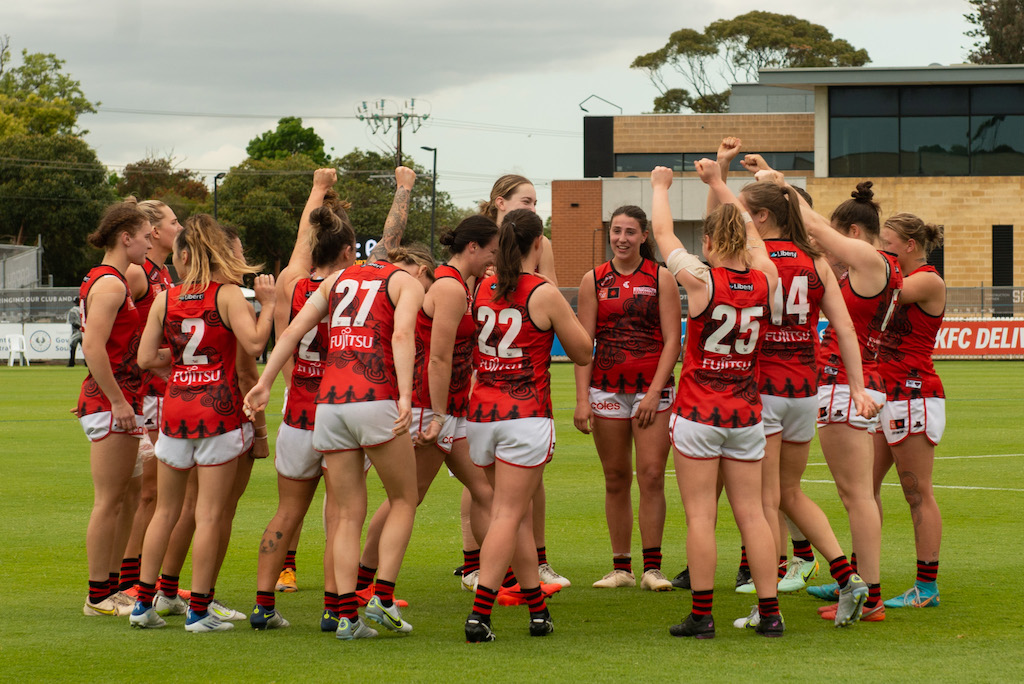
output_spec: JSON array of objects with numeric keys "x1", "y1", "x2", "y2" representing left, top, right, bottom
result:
[{"x1": 2, "y1": 361, "x2": 1023, "y2": 682}]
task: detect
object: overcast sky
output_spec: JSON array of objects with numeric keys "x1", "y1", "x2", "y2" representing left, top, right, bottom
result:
[{"x1": 3, "y1": 0, "x2": 976, "y2": 215}]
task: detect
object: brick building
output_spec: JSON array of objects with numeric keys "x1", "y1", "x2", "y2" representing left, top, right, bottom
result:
[{"x1": 551, "y1": 65, "x2": 1024, "y2": 291}]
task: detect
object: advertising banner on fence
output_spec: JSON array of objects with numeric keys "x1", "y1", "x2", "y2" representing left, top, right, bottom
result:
[{"x1": 933, "y1": 319, "x2": 1024, "y2": 358}]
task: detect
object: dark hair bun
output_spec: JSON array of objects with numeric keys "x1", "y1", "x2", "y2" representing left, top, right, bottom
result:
[
  {"x1": 439, "y1": 230, "x2": 456, "y2": 246},
  {"x1": 852, "y1": 181, "x2": 874, "y2": 202}
]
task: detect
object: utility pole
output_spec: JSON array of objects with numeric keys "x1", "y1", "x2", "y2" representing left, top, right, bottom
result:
[{"x1": 355, "y1": 99, "x2": 429, "y2": 167}]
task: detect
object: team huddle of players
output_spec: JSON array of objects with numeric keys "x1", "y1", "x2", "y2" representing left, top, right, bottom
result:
[{"x1": 74, "y1": 136, "x2": 945, "y2": 641}]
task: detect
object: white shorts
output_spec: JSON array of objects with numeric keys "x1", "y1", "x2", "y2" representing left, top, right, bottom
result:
[
  {"x1": 669, "y1": 414, "x2": 766, "y2": 462},
  {"x1": 589, "y1": 386, "x2": 674, "y2": 420},
  {"x1": 79, "y1": 411, "x2": 145, "y2": 443},
  {"x1": 312, "y1": 401, "x2": 399, "y2": 453},
  {"x1": 817, "y1": 385, "x2": 886, "y2": 432},
  {"x1": 880, "y1": 397, "x2": 945, "y2": 446},
  {"x1": 760, "y1": 394, "x2": 817, "y2": 443},
  {"x1": 142, "y1": 396, "x2": 163, "y2": 432},
  {"x1": 275, "y1": 423, "x2": 323, "y2": 481},
  {"x1": 155, "y1": 423, "x2": 254, "y2": 470},
  {"x1": 411, "y1": 408, "x2": 466, "y2": 454},
  {"x1": 466, "y1": 417, "x2": 555, "y2": 468}
]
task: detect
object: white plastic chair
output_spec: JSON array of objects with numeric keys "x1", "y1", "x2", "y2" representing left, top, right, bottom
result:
[{"x1": 6, "y1": 334, "x2": 28, "y2": 366}]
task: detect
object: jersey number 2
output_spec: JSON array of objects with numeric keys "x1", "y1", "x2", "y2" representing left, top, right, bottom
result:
[
  {"x1": 477, "y1": 307, "x2": 524, "y2": 358},
  {"x1": 704, "y1": 305, "x2": 763, "y2": 355},
  {"x1": 181, "y1": 318, "x2": 209, "y2": 365}
]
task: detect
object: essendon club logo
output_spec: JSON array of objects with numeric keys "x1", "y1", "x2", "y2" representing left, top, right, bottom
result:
[{"x1": 889, "y1": 419, "x2": 906, "y2": 431}]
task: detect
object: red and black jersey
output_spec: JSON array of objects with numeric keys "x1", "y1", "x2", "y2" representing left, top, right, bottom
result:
[
  {"x1": 818, "y1": 251, "x2": 903, "y2": 392},
  {"x1": 317, "y1": 262, "x2": 401, "y2": 405},
  {"x1": 137, "y1": 258, "x2": 174, "y2": 397},
  {"x1": 284, "y1": 276, "x2": 327, "y2": 430},
  {"x1": 878, "y1": 265, "x2": 945, "y2": 400},
  {"x1": 674, "y1": 267, "x2": 770, "y2": 428},
  {"x1": 758, "y1": 240, "x2": 825, "y2": 398},
  {"x1": 469, "y1": 273, "x2": 554, "y2": 422},
  {"x1": 77, "y1": 265, "x2": 144, "y2": 416},
  {"x1": 590, "y1": 258, "x2": 672, "y2": 394},
  {"x1": 411, "y1": 264, "x2": 476, "y2": 416},
  {"x1": 161, "y1": 283, "x2": 243, "y2": 438}
]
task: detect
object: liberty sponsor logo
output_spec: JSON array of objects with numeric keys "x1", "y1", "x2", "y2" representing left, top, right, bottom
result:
[
  {"x1": 330, "y1": 327, "x2": 375, "y2": 350},
  {"x1": 769, "y1": 249, "x2": 799, "y2": 259},
  {"x1": 179, "y1": 292, "x2": 205, "y2": 301},
  {"x1": 172, "y1": 365, "x2": 222, "y2": 385},
  {"x1": 729, "y1": 283, "x2": 754, "y2": 291}
]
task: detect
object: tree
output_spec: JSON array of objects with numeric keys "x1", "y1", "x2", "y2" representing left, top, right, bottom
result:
[
  {"x1": 966, "y1": 0, "x2": 1024, "y2": 64},
  {"x1": 0, "y1": 36, "x2": 98, "y2": 136},
  {"x1": 631, "y1": 12, "x2": 870, "y2": 113},
  {"x1": 246, "y1": 117, "x2": 330, "y2": 165},
  {"x1": 0, "y1": 133, "x2": 118, "y2": 285},
  {"x1": 114, "y1": 155, "x2": 209, "y2": 220}
]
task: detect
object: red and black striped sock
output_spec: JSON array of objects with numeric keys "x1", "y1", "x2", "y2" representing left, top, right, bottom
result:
[
  {"x1": 355, "y1": 563, "x2": 376, "y2": 592},
  {"x1": 190, "y1": 592, "x2": 212, "y2": 616},
  {"x1": 536, "y1": 546, "x2": 548, "y2": 565},
  {"x1": 137, "y1": 581, "x2": 157, "y2": 608},
  {"x1": 522, "y1": 586, "x2": 546, "y2": 614},
  {"x1": 256, "y1": 590, "x2": 275, "y2": 612},
  {"x1": 375, "y1": 579, "x2": 396, "y2": 607},
  {"x1": 739, "y1": 546, "x2": 749, "y2": 571},
  {"x1": 828, "y1": 556, "x2": 855, "y2": 588},
  {"x1": 866, "y1": 583, "x2": 881, "y2": 609},
  {"x1": 850, "y1": 553, "x2": 858, "y2": 574},
  {"x1": 283, "y1": 550, "x2": 297, "y2": 572},
  {"x1": 501, "y1": 567, "x2": 517, "y2": 589},
  {"x1": 324, "y1": 591, "x2": 340, "y2": 612},
  {"x1": 107, "y1": 573, "x2": 119, "y2": 596},
  {"x1": 613, "y1": 555, "x2": 632, "y2": 574},
  {"x1": 158, "y1": 574, "x2": 180, "y2": 598},
  {"x1": 792, "y1": 538, "x2": 814, "y2": 562},
  {"x1": 917, "y1": 560, "x2": 939, "y2": 584},
  {"x1": 691, "y1": 589, "x2": 714, "y2": 617},
  {"x1": 88, "y1": 579, "x2": 110, "y2": 603},
  {"x1": 339, "y1": 592, "x2": 358, "y2": 621},
  {"x1": 778, "y1": 555, "x2": 788, "y2": 579},
  {"x1": 473, "y1": 585, "x2": 499, "y2": 617},
  {"x1": 642, "y1": 547, "x2": 662, "y2": 573},
  {"x1": 758, "y1": 596, "x2": 780, "y2": 618},
  {"x1": 463, "y1": 549, "x2": 481, "y2": 574},
  {"x1": 119, "y1": 556, "x2": 141, "y2": 590}
]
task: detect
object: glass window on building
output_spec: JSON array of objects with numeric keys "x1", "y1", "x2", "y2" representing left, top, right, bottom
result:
[
  {"x1": 971, "y1": 115, "x2": 1024, "y2": 175},
  {"x1": 830, "y1": 117, "x2": 899, "y2": 177},
  {"x1": 615, "y1": 153, "x2": 683, "y2": 173},
  {"x1": 900, "y1": 116, "x2": 970, "y2": 176}
]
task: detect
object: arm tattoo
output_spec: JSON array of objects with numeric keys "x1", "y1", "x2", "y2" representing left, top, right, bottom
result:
[{"x1": 368, "y1": 187, "x2": 410, "y2": 263}]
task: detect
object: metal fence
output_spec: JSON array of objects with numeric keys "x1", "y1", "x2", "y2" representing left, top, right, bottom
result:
[{"x1": 2, "y1": 285, "x2": 1023, "y2": 324}]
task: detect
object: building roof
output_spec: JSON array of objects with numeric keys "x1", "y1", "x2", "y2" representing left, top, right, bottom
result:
[{"x1": 757, "y1": 64, "x2": 1024, "y2": 89}]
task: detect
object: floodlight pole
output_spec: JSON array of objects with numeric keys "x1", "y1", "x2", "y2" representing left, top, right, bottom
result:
[{"x1": 421, "y1": 146, "x2": 437, "y2": 254}]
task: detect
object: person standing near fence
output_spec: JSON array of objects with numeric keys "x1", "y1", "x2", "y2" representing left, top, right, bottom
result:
[{"x1": 67, "y1": 304, "x2": 83, "y2": 367}]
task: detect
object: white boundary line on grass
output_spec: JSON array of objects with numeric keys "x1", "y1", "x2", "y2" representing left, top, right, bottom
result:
[{"x1": 799, "y1": 479, "x2": 1024, "y2": 493}]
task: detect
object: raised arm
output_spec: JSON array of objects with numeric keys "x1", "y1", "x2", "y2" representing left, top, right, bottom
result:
[
  {"x1": 705, "y1": 136, "x2": 741, "y2": 215},
  {"x1": 286, "y1": 167, "x2": 338, "y2": 276},
  {"x1": 650, "y1": 166, "x2": 708, "y2": 306},
  {"x1": 368, "y1": 166, "x2": 416, "y2": 263}
]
